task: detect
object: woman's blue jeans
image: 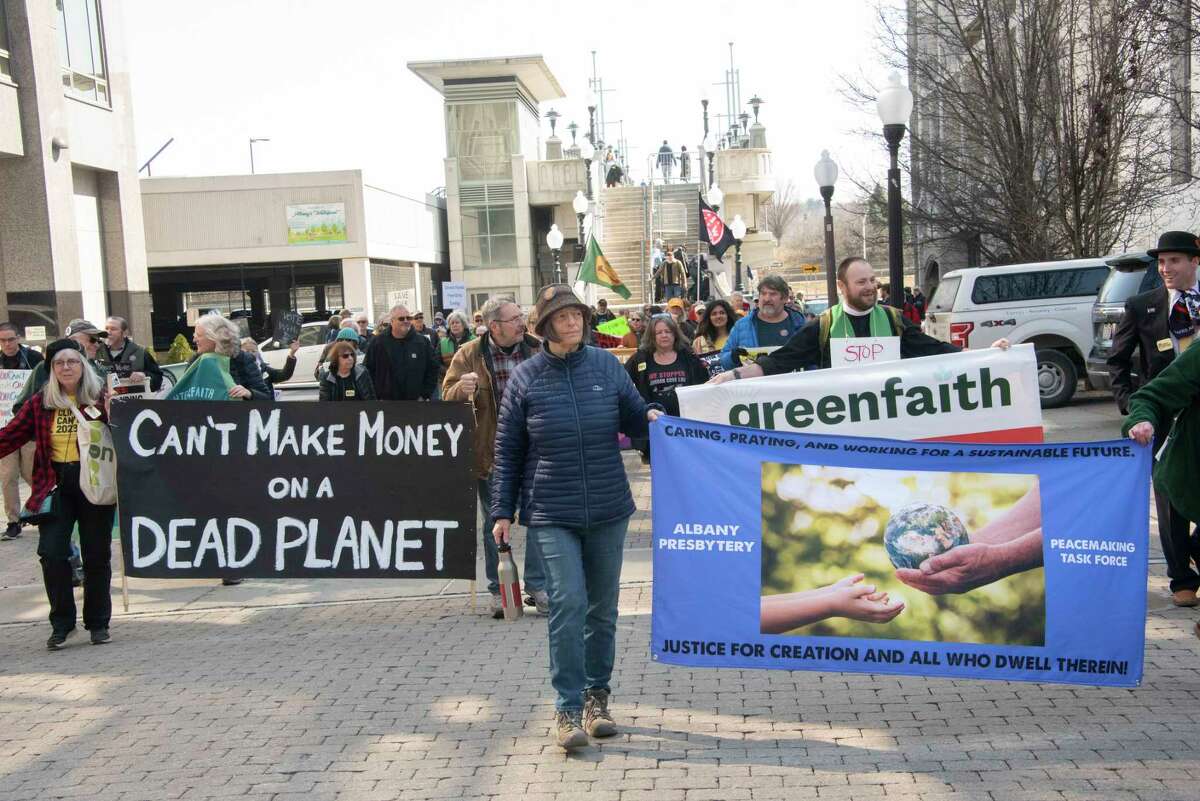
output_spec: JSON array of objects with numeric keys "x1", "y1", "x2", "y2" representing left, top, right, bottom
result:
[{"x1": 528, "y1": 517, "x2": 629, "y2": 712}]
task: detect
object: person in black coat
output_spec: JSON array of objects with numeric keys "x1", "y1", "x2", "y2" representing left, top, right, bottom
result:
[
  {"x1": 319, "y1": 341, "x2": 377, "y2": 401},
  {"x1": 240, "y1": 337, "x2": 298, "y2": 394},
  {"x1": 363, "y1": 305, "x2": 439, "y2": 400},
  {"x1": 624, "y1": 314, "x2": 708, "y2": 462},
  {"x1": 1106, "y1": 230, "x2": 1200, "y2": 606}
]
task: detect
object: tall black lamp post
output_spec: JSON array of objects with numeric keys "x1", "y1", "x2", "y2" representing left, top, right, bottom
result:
[
  {"x1": 579, "y1": 139, "x2": 595, "y2": 200},
  {"x1": 547, "y1": 224, "x2": 564, "y2": 283},
  {"x1": 876, "y1": 71, "x2": 914, "y2": 308},
  {"x1": 572, "y1": 191, "x2": 589, "y2": 260},
  {"x1": 700, "y1": 89, "x2": 710, "y2": 188},
  {"x1": 814, "y1": 150, "x2": 839, "y2": 303},
  {"x1": 730, "y1": 214, "x2": 747, "y2": 292}
]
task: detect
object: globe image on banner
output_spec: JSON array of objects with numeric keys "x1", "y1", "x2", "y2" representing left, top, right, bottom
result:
[{"x1": 883, "y1": 502, "x2": 970, "y2": 569}]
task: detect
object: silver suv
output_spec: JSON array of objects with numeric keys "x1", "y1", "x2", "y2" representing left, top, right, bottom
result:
[{"x1": 1085, "y1": 252, "x2": 1160, "y2": 392}]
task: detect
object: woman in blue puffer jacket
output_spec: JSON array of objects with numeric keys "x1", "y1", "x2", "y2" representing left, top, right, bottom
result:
[{"x1": 492, "y1": 284, "x2": 661, "y2": 752}]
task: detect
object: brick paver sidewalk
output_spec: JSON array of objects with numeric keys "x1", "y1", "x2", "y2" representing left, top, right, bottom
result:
[
  {"x1": 2, "y1": 400, "x2": 1198, "y2": 801},
  {"x1": 1, "y1": 583, "x2": 1198, "y2": 801}
]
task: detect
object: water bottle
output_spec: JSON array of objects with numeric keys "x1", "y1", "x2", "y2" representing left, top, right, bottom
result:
[{"x1": 497, "y1": 543, "x2": 523, "y2": 621}]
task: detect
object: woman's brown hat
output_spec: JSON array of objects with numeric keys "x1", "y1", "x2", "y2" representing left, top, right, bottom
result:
[{"x1": 532, "y1": 284, "x2": 590, "y2": 337}]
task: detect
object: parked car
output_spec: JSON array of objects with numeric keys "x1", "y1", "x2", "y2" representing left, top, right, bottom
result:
[
  {"x1": 1086, "y1": 252, "x2": 1161, "y2": 393},
  {"x1": 258, "y1": 321, "x2": 333, "y2": 390},
  {"x1": 923, "y1": 258, "x2": 1112, "y2": 407}
]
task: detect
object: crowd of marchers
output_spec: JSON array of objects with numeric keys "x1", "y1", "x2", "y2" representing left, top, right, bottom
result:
[{"x1": 0, "y1": 229, "x2": 1195, "y2": 754}]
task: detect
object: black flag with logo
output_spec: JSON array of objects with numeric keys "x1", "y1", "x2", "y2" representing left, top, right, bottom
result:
[{"x1": 699, "y1": 193, "x2": 737, "y2": 260}]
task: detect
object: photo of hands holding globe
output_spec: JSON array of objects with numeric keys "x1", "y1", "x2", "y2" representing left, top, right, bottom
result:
[{"x1": 760, "y1": 464, "x2": 1045, "y2": 645}]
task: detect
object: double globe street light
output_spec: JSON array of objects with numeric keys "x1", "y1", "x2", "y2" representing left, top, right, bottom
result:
[{"x1": 876, "y1": 71, "x2": 914, "y2": 309}]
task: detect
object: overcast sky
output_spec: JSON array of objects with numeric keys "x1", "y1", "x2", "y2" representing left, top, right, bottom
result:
[{"x1": 123, "y1": 0, "x2": 897, "y2": 203}]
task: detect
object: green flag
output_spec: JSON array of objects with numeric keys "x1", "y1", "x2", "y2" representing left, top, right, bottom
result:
[
  {"x1": 577, "y1": 235, "x2": 631, "y2": 299},
  {"x1": 597, "y1": 316, "x2": 631, "y2": 337},
  {"x1": 166, "y1": 353, "x2": 236, "y2": 401}
]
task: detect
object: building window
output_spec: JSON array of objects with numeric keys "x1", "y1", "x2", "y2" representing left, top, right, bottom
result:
[
  {"x1": 0, "y1": 1, "x2": 11, "y2": 78},
  {"x1": 447, "y1": 102, "x2": 516, "y2": 182},
  {"x1": 57, "y1": 0, "x2": 108, "y2": 105},
  {"x1": 460, "y1": 181, "x2": 516, "y2": 269}
]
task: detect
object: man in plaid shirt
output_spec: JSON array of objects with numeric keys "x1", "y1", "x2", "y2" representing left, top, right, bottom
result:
[{"x1": 442, "y1": 298, "x2": 546, "y2": 618}]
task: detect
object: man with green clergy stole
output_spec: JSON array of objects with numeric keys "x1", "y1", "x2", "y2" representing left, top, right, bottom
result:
[{"x1": 709, "y1": 257, "x2": 995, "y2": 385}]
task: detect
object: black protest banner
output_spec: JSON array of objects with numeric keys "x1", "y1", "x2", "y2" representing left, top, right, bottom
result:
[{"x1": 111, "y1": 401, "x2": 476, "y2": 579}]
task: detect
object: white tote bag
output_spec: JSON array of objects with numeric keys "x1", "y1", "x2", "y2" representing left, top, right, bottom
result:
[{"x1": 72, "y1": 406, "x2": 118, "y2": 506}]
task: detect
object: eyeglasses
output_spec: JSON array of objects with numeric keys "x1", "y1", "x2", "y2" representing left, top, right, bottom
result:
[
  {"x1": 494, "y1": 314, "x2": 525, "y2": 325},
  {"x1": 0, "y1": 337, "x2": 17, "y2": 344},
  {"x1": 52, "y1": 359, "x2": 82, "y2": 368},
  {"x1": 392, "y1": 316, "x2": 412, "y2": 322},
  {"x1": 338, "y1": 353, "x2": 356, "y2": 359},
  {"x1": 650, "y1": 313, "x2": 672, "y2": 320}
]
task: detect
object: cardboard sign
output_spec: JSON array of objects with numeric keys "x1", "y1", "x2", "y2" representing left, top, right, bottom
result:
[
  {"x1": 830, "y1": 336, "x2": 900, "y2": 369},
  {"x1": 23, "y1": 326, "x2": 46, "y2": 342},
  {"x1": 0, "y1": 369, "x2": 31, "y2": 426},
  {"x1": 108, "y1": 373, "x2": 149, "y2": 401}
]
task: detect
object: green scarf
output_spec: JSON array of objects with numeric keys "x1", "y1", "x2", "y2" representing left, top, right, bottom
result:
[
  {"x1": 166, "y1": 353, "x2": 236, "y2": 401},
  {"x1": 829, "y1": 303, "x2": 892, "y2": 339}
]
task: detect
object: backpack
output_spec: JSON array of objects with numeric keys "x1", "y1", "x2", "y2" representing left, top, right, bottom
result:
[{"x1": 817, "y1": 305, "x2": 905, "y2": 350}]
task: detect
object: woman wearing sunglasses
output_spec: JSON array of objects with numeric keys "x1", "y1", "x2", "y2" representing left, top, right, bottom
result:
[{"x1": 318, "y1": 340, "x2": 377, "y2": 402}]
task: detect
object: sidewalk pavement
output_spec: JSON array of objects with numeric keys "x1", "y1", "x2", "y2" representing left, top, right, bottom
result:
[{"x1": 2, "y1": 403, "x2": 1199, "y2": 801}]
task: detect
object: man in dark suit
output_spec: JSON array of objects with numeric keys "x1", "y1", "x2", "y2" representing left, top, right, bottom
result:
[{"x1": 1108, "y1": 230, "x2": 1200, "y2": 607}]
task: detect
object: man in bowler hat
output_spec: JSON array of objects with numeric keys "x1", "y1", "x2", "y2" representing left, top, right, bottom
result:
[{"x1": 1108, "y1": 230, "x2": 1200, "y2": 606}]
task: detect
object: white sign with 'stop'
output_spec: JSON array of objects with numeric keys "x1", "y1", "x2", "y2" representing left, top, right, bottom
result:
[{"x1": 830, "y1": 336, "x2": 900, "y2": 369}]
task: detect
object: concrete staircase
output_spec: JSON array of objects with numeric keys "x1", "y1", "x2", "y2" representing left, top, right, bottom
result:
[{"x1": 591, "y1": 182, "x2": 702, "y2": 309}]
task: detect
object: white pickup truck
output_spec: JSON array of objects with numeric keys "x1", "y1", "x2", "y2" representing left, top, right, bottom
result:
[{"x1": 923, "y1": 258, "x2": 1111, "y2": 408}]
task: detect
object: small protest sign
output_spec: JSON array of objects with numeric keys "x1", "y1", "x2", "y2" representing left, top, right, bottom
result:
[
  {"x1": 442, "y1": 281, "x2": 466, "y2": 311},
  {"x1": 695, "y1": 350, "x2": 725, "y2": 378},
  {"x1": 597, "y1": 316, "x2": 630, "y2": 338},
  {"x1": 0, "y1": 369, "x2": 31, "y2": 426},
  {"x1": 111, "y1": 401, "x2": 476, "y2": 579},
  {"x1": 830, "y1": 336, "x2": 900, "y2": 369},
  {"x1": 273, "y1": 310, "x2": 303, "y2": 345}
]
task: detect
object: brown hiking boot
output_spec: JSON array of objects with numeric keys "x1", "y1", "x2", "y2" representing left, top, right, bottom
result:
[
  {"x1": 583, "y1": 688, "x2": 617, "y2": 738},
  {"x1": 554, "y1": 710, "x2": 589, "y2": 751}
]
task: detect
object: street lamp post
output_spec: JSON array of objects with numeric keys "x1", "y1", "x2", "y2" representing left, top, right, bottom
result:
[
  {"x1": 708, "y1": 183, "x2": 723, "y2": 214},
  {"x1": 572, "y1": 190, "x2": 589, "y2": 260},
  {"x1": 876, "y1": 71, "x2": 914, "y2": 309},
  {"x1": 730, "y1": 214, "x2": 747, "y2": 292},
  {"x1": 814, "y1": 150, "x2": 839, "y2": 303},
  {"x1": 547, "y1": 224, "x2": 565, "y2": 284},
  {"x1": 579, "y1": 139, "x2": 595, "y2": 200},
  {"x1": 586, "y1": 89, "x2": 598, "y2": 147},
  {"x1": 249, "y1": 137, "x2": 270, "y2": 174}
]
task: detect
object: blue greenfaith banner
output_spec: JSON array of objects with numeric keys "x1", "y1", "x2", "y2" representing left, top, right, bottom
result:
[{"x1": 650, "y1": 417, "x2": 1150, "y2": 687}]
